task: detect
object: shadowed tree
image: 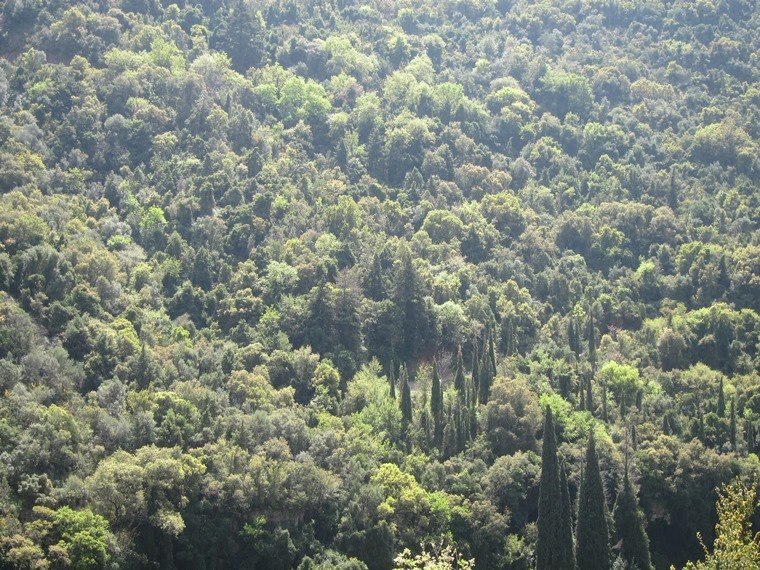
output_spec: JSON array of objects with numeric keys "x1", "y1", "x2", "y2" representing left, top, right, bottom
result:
[{"x1": 576, "y1": 430, "x2": 610, "y2": 570}]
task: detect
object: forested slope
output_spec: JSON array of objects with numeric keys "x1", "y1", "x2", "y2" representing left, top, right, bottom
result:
[{"x1": 0, "y1": 0, "x2": 759, "y2": 568}]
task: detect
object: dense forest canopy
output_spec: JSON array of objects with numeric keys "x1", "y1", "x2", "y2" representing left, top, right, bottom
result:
[{"x1": 0, "y1": 0, "x2": 759, "y2": 568}]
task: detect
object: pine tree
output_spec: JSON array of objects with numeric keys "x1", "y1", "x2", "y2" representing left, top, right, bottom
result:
[
  {"x1": 717, "y1": 378, "x2": 726, "y2": 417},
  {"x1": 613, "y1": 474, "x2": 653, "y2": 570},
  {"x1": 537, "y1": 407, "x2": 575, "y2": 569},
  {"x1": 400, "y1": 366, "x2": 412, "y2": 426},
  {"x1": 431, "y1": 360, "x2": 443, "y2": 449},
  {"x1": 729, "y1": 398, "x2": 737, "y2": 451},
  {"x1": 576, "y1": 430, "x2": 611, "y2": 570},
  {"x1": 454, "y1": 345, "x2": 466, "y2": 398}
]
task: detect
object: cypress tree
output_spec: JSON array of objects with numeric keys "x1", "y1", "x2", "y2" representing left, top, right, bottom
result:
[
  {"x1": 479, "y1": 342, "x2": 492, "y2": 405},
  {"x1": 602, "y1": 384, "x2": 608, "y2": 423},
  {"x1": 579, "y1": 380, "x2": 586, "y2": 411},
  {"x1": 365, "y1": 252, "x2": 387, "y2": 301},
  {"x1": 400, "y1": 366, "x2": 412, "y2": 426},
  {"x1": 488, "y1": 331, "x2": 497, "y2": 375},
  {"x1": 560, "y1": 461, "x2": 576, "y2": 569},
  {"x1": 388, "y1": 359, "x2": 396, "y2": 399},
  {"x1": 431, "y1": 360, "x2": 443, "y2": 449},
  {"x1": 698, "y1": 412, "x2": 705, "y2": 443},
  {"x1": 454, "y1": 345, "x2": 466, "y2": 398},
  {"x1": 631, "y1": 424, "x2": 638, "y2": 450},
  {"x1": 663, "y1": 415, "x2": 671, "y2": 436},
  {"x1": 747, "y1": 420, "x2": 756, "y2": 453},
  {"x1": 568, "y1": 316, "x2": 581, "y2": 358},
  {"x1": 442, "y1": 405, "x2": 456, "y2": 459},
  {"x1": 613, "y1": 474, "x2": 653, "y2": 570},
  {"x1": 586, "y1": 376, "x2": 593, "y2": 415},
  {"x1": 576, "y1": 430, "x2": 611, "y2": 570},
  {"x1": 471, "y1": 338, "x2": 480, "y2": 402},
  {"x1": 730, "y1": 397, "x2": 737, "y2": 450},
  {"x1": 537, "y1": 407, "x2": 574, "y2": 569},
  {"x1": 717, "y1": 377, "x2": 726, "y2": 417},
  {"x1": 588, "y1": 309, "x2": 597, "y2": 371},
  {"x1": 455, "y1": 400, "x2": 467, "y2": 453}
]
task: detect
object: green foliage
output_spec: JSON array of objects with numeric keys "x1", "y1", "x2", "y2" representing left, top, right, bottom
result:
[
  {"x1": 0, "y1": 0, "x2": 758, "y2": 567},
  {"x1": 682, "y1": 479, "x2": 760, "y2": 569}
]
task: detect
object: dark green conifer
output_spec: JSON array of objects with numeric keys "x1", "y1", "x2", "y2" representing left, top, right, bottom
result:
[
  {"x1": 568, "y1": 316, "x2": 581, "y2": 358},
  {"x1": 579, "y1": 379, "x2": 586, "y2": 411},
  {"x1": 471, "y1": 338, "x2": 480, "y2": 402},
  {"x1": 388, "y1": 360, "x2": 396, "y2": 399},
  {"x1": 560, "y1": 461, "x2": 576, "y2": 569},
  {"x1": 663, "y1": 414, "x2": 671, "y2": 436},
  {"x1": 576, "y1": 430, "x2": 611, "y2": 570},
  {"x1": 454, "y1": 345, "x2": 466, "y2": 398},
  {"x1": 747, "y1": 420, "x2": 755, "y2": 452},
  {"x1": 400, "y1": 366, "x2": 412, "y2": 426},
  {"x1": 730, "y1": 397, "x2": 737, "y2": 450},
  {"x1": 442, "y1": 405, "x2": 456, "y2": 459},
  {"x1": 586, "y1": 376, "x2": 593, "y2": 416},
  {"x1": 717, "y1": 377, "x2": 726, "y2": 417},
  {"x1": 479, "y1": 341, "x2": 492, "y2": 405},
  {"x1": 537, "y1": 407, "x2": 575, "y2": 569},
  {"x1": 488, "y1": 331, "x2": 497, "y2": 375},
  {"x1": 613, "y1": 474, "x2": 653, "y2": 570},
  {"x1": 431, "y1": 359, "x2": 443, "y2": 449},
  {"x1": 588, "y1": 309, "x2": 597, "y2": 371}
]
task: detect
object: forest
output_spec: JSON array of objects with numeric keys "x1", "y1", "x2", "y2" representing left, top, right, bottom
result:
[{"x1": 0, "y1": 0, "x2": 759, "y2": 568}]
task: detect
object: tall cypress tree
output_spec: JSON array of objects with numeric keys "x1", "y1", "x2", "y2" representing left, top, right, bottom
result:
[
  {"x1": 454, "y1": 345, "x2": 466, "y2": 397},
  {"x1": 537, "y1": 407, "x2": 575, "y2": 569},
  {"x1": 569, "y1": 316, "x2": 581, "y2": 358},
  {"x1": 576, "y1": 430, "x2": 611, "y2": 570},
  {"x1": 613, "y1": 474, "x2": 653, "y2": 570},
  {"x1": 588, "y1": 309, "x2": 597, "y2": 371},
  {"x1": 394, "y1": 244, "x2": 430, "y2": 364},
  {"x1": 400, "y1": 366, "x2": 412, "y2": 426},
  {"x1": 560, "y1": 461, "x2": 576, "y2": 569},
  {"x1": 488, "y1": 331, "x2": 497, "y2": 375},
  {"x1": 730, "y1": 397, "x2": 737, "y2": 450},
  {"x1": 388, "y1": 359, "x2": 396, "y2": 399},
  {"x1": 471, "y1": 338, "x2": 480, "y2": 403},
  {"x1": 479, "y1": 340, "x2": 492, "y2": 405},
  {"x1": 431, "y1": 360, "x2": 443, "y2": 449},
  {"x1": 717, "y1": 377, "x2": 726, "y2": 417}
]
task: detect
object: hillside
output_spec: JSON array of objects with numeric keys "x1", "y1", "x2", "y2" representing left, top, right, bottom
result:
[{"x1": 0, "y1": 0, "x2": 759, "y2": 568}]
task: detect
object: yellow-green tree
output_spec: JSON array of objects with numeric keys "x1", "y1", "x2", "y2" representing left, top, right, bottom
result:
[{"x1": 682, "y1": 479, "x2": 760, "y2": 570}]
